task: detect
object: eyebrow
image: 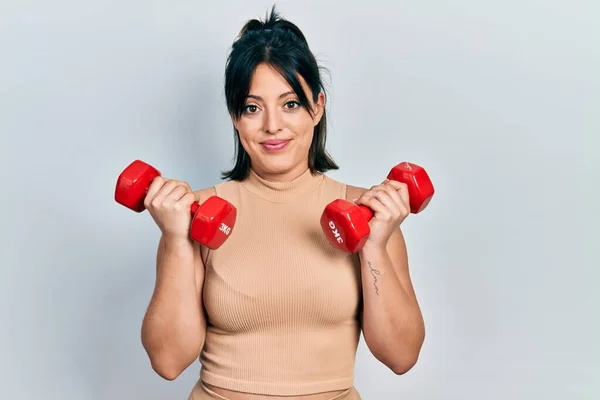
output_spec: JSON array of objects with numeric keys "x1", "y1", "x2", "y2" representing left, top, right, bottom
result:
[{"x1": 246, "y1": 91, "x2": 296, "y2": 101}]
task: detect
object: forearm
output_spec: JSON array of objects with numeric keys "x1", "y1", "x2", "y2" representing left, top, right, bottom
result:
[
  {"x1": 358, "y1": 244, "x2": 425, "y2": 373},
  {"x1": 141, "y1": 234, "x2": 206, "y2": 378}
]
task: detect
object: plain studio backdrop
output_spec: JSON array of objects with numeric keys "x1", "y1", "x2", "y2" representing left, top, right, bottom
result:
[{"x1": 0, "y1": 0, "x2": 596, "y2": 399}]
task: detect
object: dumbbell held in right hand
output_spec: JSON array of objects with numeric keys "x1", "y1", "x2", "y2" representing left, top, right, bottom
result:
[{"x1": 114, "y1": 160, "x2": 236, "y2": 249}]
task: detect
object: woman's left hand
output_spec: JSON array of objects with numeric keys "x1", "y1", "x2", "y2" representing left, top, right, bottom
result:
[{"x1": 353, "y1": 179, "x2": 411, "y2": 250}]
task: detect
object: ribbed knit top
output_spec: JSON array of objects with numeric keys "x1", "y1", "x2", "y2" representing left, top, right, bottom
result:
[{"x1": 199, "y1": 167, "x2": 363, "y2": 396}]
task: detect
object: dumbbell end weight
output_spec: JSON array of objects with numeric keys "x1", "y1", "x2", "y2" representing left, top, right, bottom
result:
[
  {"x1": 387, "y1": 161, "x2": 435, "y2": 214},
  {"x1": 320, "y1": 200, "x2": 372, "y2": 253},
  {"x1": 115, "y1": 159, "x2": 201, "y2": 215},
  {"x1": 115, "y1": 160, "x2": 162, "y2": 212},
  {"x1": 190, "y1": 196, "x2": 237, "y2": 249}
]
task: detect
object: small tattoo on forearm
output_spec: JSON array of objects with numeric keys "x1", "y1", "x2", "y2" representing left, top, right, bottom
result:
[{"x1": 368, "y1": 261, "x2": 380, "y2": 296}]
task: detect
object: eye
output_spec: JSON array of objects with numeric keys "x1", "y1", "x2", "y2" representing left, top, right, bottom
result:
[
  {"x1": 243, "y1": 104, "x2": 259, "y2": 114},
  {"x1": 284, "y1": 101, "x2": 301, "y2": 110}
]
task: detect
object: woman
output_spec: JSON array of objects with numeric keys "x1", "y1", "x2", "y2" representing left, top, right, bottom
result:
[{"x1": 140, "y1": 7, "x2": 425, "y2": 400}]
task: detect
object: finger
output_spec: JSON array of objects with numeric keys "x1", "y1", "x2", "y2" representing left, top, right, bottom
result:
[
  {"x1": 151, "y1": 180, "x2": 178, "y2": 202},
  {"x1": 383, "y1": 180, "x2": 410, "y2": 209},
  {"x1": 360, "y1": 184, "x2": 402, "y2": 210},
  {"x1": 162, "y1": 185, "x2": 189, "y2": 207},
  {"x1": 175, "y1": 192, "x2": 198, "y2": 211},
  {"x1": 357, "y1": 189, "x2": 397, "y2": 215},
  {"x1": 354, "y1": 184, "x2": 383, "y2": 203},
  {"x1": 175, "y1": 180, "x2": 192, "y2": 192},
  {"x1": 370, "y1": 190, "x2": 404, "y2": 218},
  {"x1": 151, "y1": 180, "x2": 185, "y2": 207},
  {"x1": 145, "y1": 176, "x2": 167, "y2": 206},
  {"x1": 376, "y1": 184, "x2": 405, "y2": 211},
  {"x1": 357, "y1": 194, "x2": 388, "y2": 219}
]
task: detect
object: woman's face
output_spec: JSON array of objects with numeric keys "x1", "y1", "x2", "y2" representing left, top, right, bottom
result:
[{"x1": 232, "y1": 63, "x2": 324, "y2": 181}]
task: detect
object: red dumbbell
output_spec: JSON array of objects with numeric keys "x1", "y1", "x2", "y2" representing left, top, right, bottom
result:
[
  {"x1": 114, "y1": 160, "x2": 236, "y2": 249},
  {"x1": 320, "y1": 162, "x2": 434, "y2": 253}
]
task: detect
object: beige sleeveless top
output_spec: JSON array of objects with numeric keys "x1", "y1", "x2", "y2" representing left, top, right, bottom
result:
[{"x1": 199, "y1": 167, "x2": 363, "y2": 396}]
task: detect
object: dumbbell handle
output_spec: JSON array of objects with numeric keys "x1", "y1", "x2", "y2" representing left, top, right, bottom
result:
[
  {"x1": 144, "y1": 189, "x2": 201, "y2": 216},
  {"x1": 356, "y1": 204, "x2": 374, "y2": 221},
  {"x1": 351, "y1": 178, "x2": 418, "y2": 223},
  {"x1": 352, "y1": 192, "x2": 419, "y2": 222},
  {"x1": 134, "y1": 182, "x2": 201, "y2": 216}
]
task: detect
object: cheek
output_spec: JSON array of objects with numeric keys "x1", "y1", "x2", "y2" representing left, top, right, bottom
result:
[
  {"x1": 288, "y1": 114, "x2": 315, "y2": 140},
  {"x1": 236, "y1": 121, "x2": 260, "y2": 146},
  {"x1": 300, "y1": 120, "x2": 316, "y2": 147}
]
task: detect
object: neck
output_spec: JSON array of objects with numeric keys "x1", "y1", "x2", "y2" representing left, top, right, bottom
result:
[{"x1": 241, "y1": 162, "x2": 324, "y2": 204}]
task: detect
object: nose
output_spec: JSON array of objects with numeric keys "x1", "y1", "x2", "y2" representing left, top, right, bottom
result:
[{"x1": 263, "y1": 109, "x2": 283, "y2": 134}]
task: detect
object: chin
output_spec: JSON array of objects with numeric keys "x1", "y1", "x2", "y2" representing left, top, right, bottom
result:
[
  {"x1": 262, "y1": 161, "x2": 294, "y2": 174},
  {"x1": 256, "y1": 157, "x2": 299, "y2": 175}
]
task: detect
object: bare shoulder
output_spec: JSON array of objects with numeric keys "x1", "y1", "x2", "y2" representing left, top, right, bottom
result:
[
  {"x1": 193, "y1": 186, "x2": 217, "y2": 203},
  {"x1": 345, "y1": 184, "x2": 369, "y2": 201}
]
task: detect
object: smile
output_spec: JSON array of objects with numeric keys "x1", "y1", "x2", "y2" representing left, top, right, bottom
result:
[{"x1": 261, "y1": 140, "x2": 290, "y2": 152}]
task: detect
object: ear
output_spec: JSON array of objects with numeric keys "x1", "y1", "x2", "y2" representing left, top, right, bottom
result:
[{"x1": 313, "y1": 92, "x2": 325, "y2": 126}]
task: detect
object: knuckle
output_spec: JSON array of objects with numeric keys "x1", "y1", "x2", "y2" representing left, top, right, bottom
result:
[
  {"x1": 154, "y1": 176, "x2": 166, "y2": 186},
  {"x1": 184, "y1": 192, "x2": 196, "y2": 202}
]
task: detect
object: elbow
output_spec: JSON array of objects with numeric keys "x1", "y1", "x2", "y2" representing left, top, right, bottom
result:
[
  {"x1": 388, "y1": 342, "x2": 423, "y2": 375},
  {"x1": 391, "y1": 328, "x2": 425, "y2": 375},
  {"x1": 141, "y1": 332, "x2": 203, "y2": 381},
  {"x1": 390, "y1": 354, "x2": 419, "y2": 375},
  {"x1": 143, "y1": 342, "x2": 196, "y2": 381},
  {"x1": 149, "y1": 356, "x2": 186, "y2": 381},
  {"x1": 373, "y1": 348, "x2": 420, "y2": 375},
  {"x1": 366, "y1": 334, "x2": 424, "y2": 376}
]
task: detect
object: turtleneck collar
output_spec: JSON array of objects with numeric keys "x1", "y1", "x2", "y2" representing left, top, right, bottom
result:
[{"x1": 240, "y1": 167, "x2": 325, "y2": 203}]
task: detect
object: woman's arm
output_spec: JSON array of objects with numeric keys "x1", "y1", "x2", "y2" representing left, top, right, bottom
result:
[
  {"x1": 347, "y1": 184, "x2": 425, "y2": 375},
  {"x1": 140, "y1": 188, "x2": 214, "y2": 380}
]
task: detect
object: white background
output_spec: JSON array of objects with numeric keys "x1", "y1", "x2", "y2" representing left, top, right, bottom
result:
[{"x1": 1, "y1": 0, "x2": 597, "y2": 398}]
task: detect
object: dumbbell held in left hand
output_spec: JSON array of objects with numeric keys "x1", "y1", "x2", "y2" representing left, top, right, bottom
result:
[{"x1": 320, "y1": 161, "x2": 434, "y2": 253}]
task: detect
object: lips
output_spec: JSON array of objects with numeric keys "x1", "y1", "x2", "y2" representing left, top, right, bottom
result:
[{"x1": 261, "y1": 139, "x2": 290, "y2": 152}]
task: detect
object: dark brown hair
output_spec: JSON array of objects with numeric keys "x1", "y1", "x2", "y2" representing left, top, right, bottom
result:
[{"x1": 221, "y1": 5, "x2": 338, "y2": 181}]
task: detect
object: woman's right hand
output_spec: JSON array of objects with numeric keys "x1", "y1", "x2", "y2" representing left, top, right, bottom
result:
[{"x1": 143, "y1": 176, "x2": 197, "y2": 240}]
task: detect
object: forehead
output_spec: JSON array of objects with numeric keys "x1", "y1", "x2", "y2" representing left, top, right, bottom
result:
[{"x1": 248, "y1": 63, "x2": 310, "y2": 97}]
